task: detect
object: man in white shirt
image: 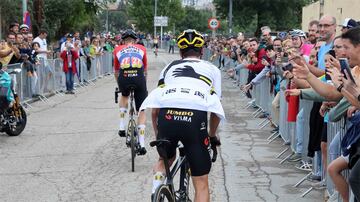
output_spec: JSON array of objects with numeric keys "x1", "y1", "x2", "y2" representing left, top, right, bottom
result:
[{"x1": 33, "y1": 30, "x2": 51, "y2": 59}]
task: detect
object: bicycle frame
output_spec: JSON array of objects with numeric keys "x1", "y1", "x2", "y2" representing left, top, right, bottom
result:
[{"x1": 162, "y1": 145, "x2": 190, "y2": 199}]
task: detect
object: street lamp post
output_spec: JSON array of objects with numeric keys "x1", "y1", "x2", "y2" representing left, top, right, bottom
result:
[
  {"x1": 154, "y1": 0, "x2": 157, "y2": 38},
  {"x1": 229, "y1": 0, "x2": 233, "y2": 34}
]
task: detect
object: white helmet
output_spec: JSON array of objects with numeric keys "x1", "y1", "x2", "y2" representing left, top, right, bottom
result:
[{"x1": 289, "y1": 29, "x2": 306, "y2": 38}]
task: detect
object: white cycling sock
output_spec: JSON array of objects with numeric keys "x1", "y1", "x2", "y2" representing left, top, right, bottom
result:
[
  {"x1": 119, "y1": 108, "x2": 127, "y2": 130},
  {"x1": 138, "y1": 124, "x2": 146, "y2": 147},
  {"x1": 152, "y1": 172, "x2": 165, "y2": 194}
]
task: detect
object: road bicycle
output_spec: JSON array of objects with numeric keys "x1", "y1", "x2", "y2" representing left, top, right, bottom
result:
[
  {"x1": 150, "y1": 138, "x2": 218, "y2": 202},
  {"x1": 115, "y1": 86, "x2": 141, "y2": 172}
]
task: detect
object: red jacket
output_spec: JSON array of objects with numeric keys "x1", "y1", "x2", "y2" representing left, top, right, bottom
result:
[
  {"x1": 60, "y1": 50, "x2": 79, "y2": 73},
  {"x1": 246, "y1": 48, "x2": 266, "y2": 73}
]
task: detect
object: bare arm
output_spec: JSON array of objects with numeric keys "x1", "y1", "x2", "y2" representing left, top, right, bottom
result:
[
  {"x1": 151, "y1": 108, "x2": 160, "y2": 136},
  {"x1": 306, "y1": 74, "x2": 342, "y2": 100},
  {"x1": 209, "y1": 113, "x2": 220, "y2": 137},
  {"x1": 0, "y1": 48, "x2": 12, "y2": 57},
  {"x1": 292, "y1": 61, "x2": 343, "y2": 101},
  {"x1": 307, "y1": 63, "x2": 325, "y2": 77}
]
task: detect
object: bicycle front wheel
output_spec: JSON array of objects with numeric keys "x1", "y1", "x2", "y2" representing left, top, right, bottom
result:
[{"x1": 153, "y1": 184, "x2": 175, "y2": 202}]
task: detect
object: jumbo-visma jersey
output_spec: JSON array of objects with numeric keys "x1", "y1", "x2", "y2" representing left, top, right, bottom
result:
[
  {"x1": 113, "y1": 44, "x2": 147, "y2": 72},
  {"x1": 140, "y1": 58, "x2": 225, "y2": 120}
]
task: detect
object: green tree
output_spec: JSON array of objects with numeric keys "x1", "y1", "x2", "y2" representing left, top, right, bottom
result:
[
  {"x1": 0, "y1": 0, "x2": 23, "y2": 38},
  {"x1": 176, "y1": 6, "x2": 212, "y2": 33},
  {"x1": 213, "y1": 0, "x2": 313, "y2": 36},
  {"x1": 127, "y1": 0, "x2": 185, "y2": 34},
  {"x1": 98, "y1": 2, "x2": 129, "y2": 33}
]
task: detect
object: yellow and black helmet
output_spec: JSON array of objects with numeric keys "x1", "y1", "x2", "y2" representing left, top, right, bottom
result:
[{"x1": 177, "y1": 29, "x2": 205, "y2": 49}]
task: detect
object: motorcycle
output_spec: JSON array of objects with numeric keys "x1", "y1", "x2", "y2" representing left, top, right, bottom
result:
[
  {"x1": 0, "y1": 93, "x2": 27, "y2": 136},
  {"x1": 0, "y1": 67, "x2": 27, "y2": 136}
]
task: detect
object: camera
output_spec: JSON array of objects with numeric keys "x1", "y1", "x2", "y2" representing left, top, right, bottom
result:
[
  {"x1": 282, "y1": 63, "x2": 293, "y2": 72},
  {"x1": 276, "y1": 47, "x2": 282, "y2": 53},
  {"x1": 240, "y1": 48, "x2": 248, "y2": 56}
]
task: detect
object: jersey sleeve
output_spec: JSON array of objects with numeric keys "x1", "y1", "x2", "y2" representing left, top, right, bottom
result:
[
  {"x1": 142, "y1": 48, "x2": 148, "y2": 71},
  {"x1": 157, "y1": 66, "x2": 167, "y2": 87},
  {"x1": 113, "y1": 49, "x2": 119, "y2": 71},
  {"x1": 213, "y1": 66, "x2": 222, "y2": 98}
]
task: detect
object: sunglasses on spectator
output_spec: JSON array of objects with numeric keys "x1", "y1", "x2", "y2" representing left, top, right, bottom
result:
[{"x1": 318, "y1": 23, "x2": 335, "y2": 28}]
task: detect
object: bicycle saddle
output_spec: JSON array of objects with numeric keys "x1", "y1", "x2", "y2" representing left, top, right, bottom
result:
[{"x1": 128, "y1": 84, "x2": 137, "y2": 91}]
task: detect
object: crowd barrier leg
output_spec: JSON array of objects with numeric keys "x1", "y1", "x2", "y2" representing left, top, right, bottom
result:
[
  {"x1": 258, "y1": 118, "x2": 269, "y2": 127},
  {"x1": 279, "y1": 152, "x2": 294, "y2": 164},
  {"x1": 268, "y1": 130, "x2": 280, "y2": 143},
  {"x1": 301, "y1": 187, "x2": 314, "y2": 198},
  {"x1": 260, "y1": 119, "x2": 271, "y2": 129},
  {"x1": 294, "y1": 172, "x2": 313, "y2": 188},
  {"x1": 276, "y1": 147, "x2": 289, "y2": 159}
]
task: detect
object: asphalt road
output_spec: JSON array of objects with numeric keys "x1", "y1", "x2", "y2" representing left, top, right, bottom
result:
[{"x1": 0, "y1": 51, "x2": 323, "y2": 202}]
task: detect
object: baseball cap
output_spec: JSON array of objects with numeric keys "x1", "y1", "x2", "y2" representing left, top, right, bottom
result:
[
  {"x1": 340, "y1": 18, "x2": 358, "y2": 29},
  {"x1": 19, "y1": 24, "x2": 29, "y2": 30}
]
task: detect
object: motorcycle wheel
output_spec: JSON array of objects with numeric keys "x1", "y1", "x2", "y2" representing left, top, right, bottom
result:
[{"x1": 5, "y1": 106, "x2": 27, "y2": 136}]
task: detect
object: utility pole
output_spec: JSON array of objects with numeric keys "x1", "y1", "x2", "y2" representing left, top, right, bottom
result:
[
  {"x1": 23, "y1": 0, "x2": 27, "y2": 21},
  {"x1": 229, "y1": 0, "x2": 233, "y2": 35},
  {"x1": 154, "y1": 0, "x2": 157, "y2": 38},
  {"x1": 106, "y1": 7, "x2": 109, "y2": 33},
  {"x1": 212, "y1": 7, "x2": 216, "y2": 38}
]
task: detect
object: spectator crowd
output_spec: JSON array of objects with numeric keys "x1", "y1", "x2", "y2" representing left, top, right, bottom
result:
[{"x1": 204, "y1": 15, "x2": 360, "y2": 202}]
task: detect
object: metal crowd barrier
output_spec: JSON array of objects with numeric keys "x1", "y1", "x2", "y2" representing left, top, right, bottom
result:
[
  {"x1": 5, "y1": 51, "x2": 113, "y2": 107},
  {"x1": 202, "y1": 47, "x2": 355, "y2": 201}
]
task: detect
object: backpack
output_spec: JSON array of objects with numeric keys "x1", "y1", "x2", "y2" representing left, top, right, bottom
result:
[{"x1": 0, "y1": 70, "x2": 14, "y2": 103}]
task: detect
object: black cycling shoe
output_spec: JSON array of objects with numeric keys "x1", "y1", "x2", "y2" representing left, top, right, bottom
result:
[
  {"x1": 118, "y1": 130, "x2": 126, "y2": 137},
  {"x1": 138, "y1": 147, "x2": 147, "y2": 155}
]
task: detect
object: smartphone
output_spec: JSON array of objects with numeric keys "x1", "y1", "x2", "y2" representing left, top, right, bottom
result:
[
  {"x1": 282, "y1": 63, "x2": 293, "y2": 72},
  {"x1": 339, "y1": 58, "x2": 356, "y2": 83},
  {"x1": 325, "y1": 50, "x2": 336, "y2": 80},
  {"x1": 281, "y1": 55, "x2": 289, "y2": 63},
  {"x1": 328, "y1": 49, "x2": 336, "y2": 58}
]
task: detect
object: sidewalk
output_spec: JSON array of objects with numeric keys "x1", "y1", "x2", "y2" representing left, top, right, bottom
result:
[{"x1": 210, "y1": 74, "x2": 324, "y2": 202}]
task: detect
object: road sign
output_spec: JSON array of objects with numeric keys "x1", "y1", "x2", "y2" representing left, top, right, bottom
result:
[
  {"x1": 154, "y1": 16, "x2": 168, "y2": 27},
  {"x1": 208, "y1": 18, "x2": 220, "y2": 30}
]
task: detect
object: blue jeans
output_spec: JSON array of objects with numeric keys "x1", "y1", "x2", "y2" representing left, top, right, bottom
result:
[
  {"x1": 329, "y1": 132, "x2": 341, "y2": 162},
  {"x1": 65, "y1": 70, "x2": 74, "y2": 91},
  {"x1": 295, "y1": 108, "x2": 304, "y2": 154}
]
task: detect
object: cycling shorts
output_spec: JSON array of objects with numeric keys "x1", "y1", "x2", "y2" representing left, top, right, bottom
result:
[
  {"x1": 156, "y1": 108, "x2": 211, "y2": 176},
  {"x1": 153, "y1": 44, "x2": 159, "y2": 49},
  {"x1": 117, "y1": 68, "x2": 147, "y2": 111}
]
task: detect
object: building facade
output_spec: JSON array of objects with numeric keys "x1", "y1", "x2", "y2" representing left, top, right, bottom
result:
[{"x1": 302, "y1": 0, "x2": 360, "y2": 34}]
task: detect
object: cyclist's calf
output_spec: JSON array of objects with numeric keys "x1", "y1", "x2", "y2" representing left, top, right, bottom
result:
[{"x1": 192, "y1": 175, "x2": 210, "y2": 202}]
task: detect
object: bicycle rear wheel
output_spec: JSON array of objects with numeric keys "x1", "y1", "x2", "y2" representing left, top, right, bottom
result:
[
  {"x1": 129, "y1": 119, "x2": 136, "y2": 172},
  {"x1": 153, "y1": 184, "x2": 175, "y2": 202}
]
